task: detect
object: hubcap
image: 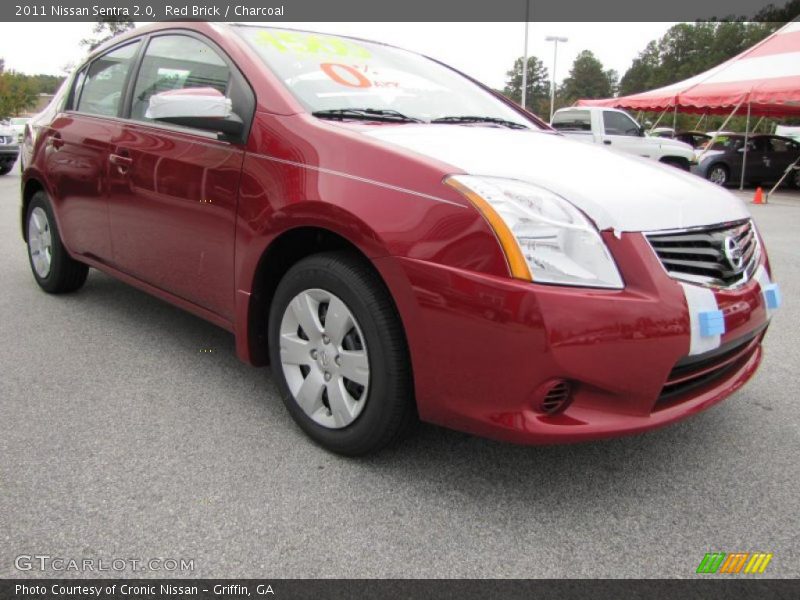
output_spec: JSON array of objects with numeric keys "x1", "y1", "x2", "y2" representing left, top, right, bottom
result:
[
  {"x1": 709, "y1": 167, "x2": 727, "y2": 185},
  {"x1": 279, "y1": 289, "x2": 370, "y2": 429},
  {"x1": 28, "y1": 207, "x2": 52, "y2": 278}
]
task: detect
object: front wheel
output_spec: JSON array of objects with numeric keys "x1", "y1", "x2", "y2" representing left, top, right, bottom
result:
[
  {"x1": 26, "y1": 191, "x2": 88, "y2": 293},
  {"x1": 268, "y1": 252, "x2": 415, "y2": 455},
  {"x1": 707, "y1": 164, "x2": 729, "y2": 186}
]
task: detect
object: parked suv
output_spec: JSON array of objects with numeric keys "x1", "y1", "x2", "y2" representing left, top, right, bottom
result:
[
  {"x1": 22, "y1": 23, "x2": 779, "y2": 454},
  {"x1": 694, "y1": 134, "x2": 800, "y2": 188},
  {"x1": 0, "y1": 121, "x2": 20, "y2": 174}
]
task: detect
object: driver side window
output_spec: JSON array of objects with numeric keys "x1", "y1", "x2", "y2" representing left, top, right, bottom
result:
[
  {"x1": 130, "y1": 35, "x2": 230, "y2": 123},
  {"x1": 75, "y1": 42, "x2": 141, "y2": 117},
  {"x1": 603, "y1": 111, "x2": 639, "y2": 136}
]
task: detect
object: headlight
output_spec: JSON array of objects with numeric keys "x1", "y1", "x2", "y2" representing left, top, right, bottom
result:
[{"x1": 445, "y1": 175, "x2": 623, "y2": 289}]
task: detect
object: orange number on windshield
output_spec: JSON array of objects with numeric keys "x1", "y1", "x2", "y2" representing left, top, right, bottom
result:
[{"x1": 320, "y1": 63, "x2": 372, "y2": 88}]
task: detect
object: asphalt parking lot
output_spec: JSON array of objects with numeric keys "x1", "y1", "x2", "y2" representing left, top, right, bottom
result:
[{"x1": 1, "y1": 164, "x2": 798, "y2": 579}]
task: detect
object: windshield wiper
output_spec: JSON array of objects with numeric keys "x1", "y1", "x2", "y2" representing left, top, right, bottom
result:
[
  {"x1": 430, "y1": 116, "x2": 528, "y2": 130},
  {"x1": 312, "y1": 108, "x2": 424, "y2": 123}
]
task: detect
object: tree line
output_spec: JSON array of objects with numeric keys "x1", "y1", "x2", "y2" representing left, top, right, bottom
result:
[
  {"x1": 0, "y1": 60, "x2": 65, "y2": 120},
  {"x1": 0, "y1": 19, "x2": 133, "y2": 120}
]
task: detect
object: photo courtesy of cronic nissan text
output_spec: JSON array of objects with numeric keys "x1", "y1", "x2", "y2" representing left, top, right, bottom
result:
[{"x1": 0, "y1": 1, "x2": 798, "y2": 599}]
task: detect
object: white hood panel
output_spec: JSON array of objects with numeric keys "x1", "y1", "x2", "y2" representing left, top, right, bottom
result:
[{"x1": 364, "y1": 125, "x2": 750, "y2": 232}]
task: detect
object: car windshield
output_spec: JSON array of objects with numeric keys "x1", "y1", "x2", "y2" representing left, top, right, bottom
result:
[
  {"x1": 234, "y1": 26, "x2": 537, "y2": 129},
  {"x1": 10, "y1": 118, "x2": 29, "y2": 125},
  {"x1": 706, "y1": 136, "x2": 743, "y2": 151}
]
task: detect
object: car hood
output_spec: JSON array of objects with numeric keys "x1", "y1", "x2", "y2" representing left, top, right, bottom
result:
[{"x1": 363, "y1": 125, "x2": 750, "y2": 233}]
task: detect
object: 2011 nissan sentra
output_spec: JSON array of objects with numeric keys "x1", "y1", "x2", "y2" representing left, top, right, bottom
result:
[{"x1": 21, "y1": 22, "x2": 781, "y2": 454}]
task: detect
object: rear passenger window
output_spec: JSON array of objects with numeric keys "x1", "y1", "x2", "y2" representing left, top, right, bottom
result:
[
  {"x1": 130, "y1": 35, "x2": 230, "y2": 123},
  {"x1": 768, "y1": 137, "x2": 796, "y2": 153},
  {"x1": 76, "y1": 42, "x2": 140, "y2": 117},
  {"x1": 551, "y1": 110, "x2": 591, "y2": 132}
]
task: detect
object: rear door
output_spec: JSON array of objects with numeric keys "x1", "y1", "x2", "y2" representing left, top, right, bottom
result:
[
  {"x1": 42, "y1": 41, "x2": 141, "y2": 261},
  {"x1": 742, "y1": 137, "x2": 769, "y2": 182},
  {"x1": 765, "y1": 136, "x2": 800, "y2": 183},
  {"x1": 107, "y1": 33, "x2": 252, "y2": 320}
]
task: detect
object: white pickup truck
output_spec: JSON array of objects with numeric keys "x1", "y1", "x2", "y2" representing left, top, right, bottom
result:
[{"x1": 551, "y1": 106, "x2": 696, "y2": 171}]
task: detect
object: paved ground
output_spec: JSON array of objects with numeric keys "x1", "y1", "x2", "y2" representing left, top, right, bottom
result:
[{"x1": 1, "y1": 165, "x2": 798, "y2": 579}]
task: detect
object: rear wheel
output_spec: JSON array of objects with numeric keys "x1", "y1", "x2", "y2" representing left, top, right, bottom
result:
[
  {"x1": 268, "y1": 251, "x2": 415, "y2": 455},
  {"x1": 0, "y1": 161, "x2": 13, "y2": 176},
  {"x1": 26, "y1": 191, "x2": 88, "y2": 293},
  {"x1": 707, "y1": 164, "x2": 729, "y2": 186}
]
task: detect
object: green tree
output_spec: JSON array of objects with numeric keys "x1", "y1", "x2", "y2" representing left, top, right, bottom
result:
[
  {"x1": 27, "y1": 74, "x2": 66, "y2": 95},
  {"x1": 619, "y1": 21, "x2": 780, "y2": 96},
  {"x1": 559, "y1": 50, "x2": 617, "y2": 104},
  {"x1": 0, "y1": 70, "x2": 38, "y2": 118},
  {"x1": 502, "y1": 56, "x2": 550, "y2": 116},
  {"x1": 753, "y1": 0, "x2": 800, "y2": 22},
  {"x1": 81, "y1": 17, "x2": 135, "y2": 51}
]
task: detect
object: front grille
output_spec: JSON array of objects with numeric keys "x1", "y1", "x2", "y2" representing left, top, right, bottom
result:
[
  {"x1": 646, "y1": 220, "x2": 760, "y2": 288},
  {"x1": 657, "y1": 327, "x2": 764, "y2": 405}
]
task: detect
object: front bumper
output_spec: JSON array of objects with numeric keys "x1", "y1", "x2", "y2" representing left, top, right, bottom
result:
[
  {"x1": 0, "y1": 145, "x2": 20, "y2": 160},
  {"x1": 375, "y1": 231, "x2": 772, "y2": 444}
]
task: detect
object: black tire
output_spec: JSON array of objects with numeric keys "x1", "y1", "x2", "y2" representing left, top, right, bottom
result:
[
  {"x1": 25, "y1": 191, "x2": 89, "y2": 294},
  {"x1": 706, "y1": 163, "x2": 729, "y2": 186},
  {"x1": 0, "y1": 162, "x2": 13, "y2": 176},
  {"x1": 268, "y1": 251, "x2": 415, "y2": 455},
  {"x1": 660, "y1": 156, "x2": 690, "y2": 171}
]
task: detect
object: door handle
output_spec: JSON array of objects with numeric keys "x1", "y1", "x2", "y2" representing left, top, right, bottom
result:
[
  {"x1": 603, "y1": 140, "x2": 612, "y2": 145},
  {"x1": 109, "y1": 152, "x2": 133, "y2": 174}
]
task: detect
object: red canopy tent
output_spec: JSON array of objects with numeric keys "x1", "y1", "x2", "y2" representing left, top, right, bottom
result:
[
  {"x1": 577, "y1": 20, "x2": 800, "y2": 189},
  {"x1": 577, "y1": 20, "x2": 800, "y2": 117}
]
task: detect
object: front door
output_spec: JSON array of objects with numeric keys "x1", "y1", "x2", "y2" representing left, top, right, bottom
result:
[
  {"x1": 600, "y1": 110, "x2": 649, "y2": 158},
  {"x1": 107, "y1": 33, "x2": 248, "y2": 321}
]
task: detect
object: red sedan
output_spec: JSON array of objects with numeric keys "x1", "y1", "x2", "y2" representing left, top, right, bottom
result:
[{"x1": 21, "y1": 23, "x2": 779, "y2": 454}]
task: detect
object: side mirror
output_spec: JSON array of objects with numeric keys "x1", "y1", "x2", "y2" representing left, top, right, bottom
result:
[{"x1": 146, "y1": 87, "x2": 243, "y2": 140}]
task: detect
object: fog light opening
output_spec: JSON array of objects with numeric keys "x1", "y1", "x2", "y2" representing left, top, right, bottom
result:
[{"x1": 537, "y1": 379, "x2": 573, "y2": 415}]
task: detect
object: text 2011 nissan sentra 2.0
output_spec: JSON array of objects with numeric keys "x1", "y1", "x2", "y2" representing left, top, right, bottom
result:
[{"x1": 21, "y1": 23, "x2": 781, "y2": 455}]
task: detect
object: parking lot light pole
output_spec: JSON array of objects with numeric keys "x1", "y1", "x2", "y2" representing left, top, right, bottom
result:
[
  {"x1": 546, "y1": 35, "x2": 568, "y2": 122},
  {"x1": 521, "y1": 1, "x2": 530, "y2": 111}
]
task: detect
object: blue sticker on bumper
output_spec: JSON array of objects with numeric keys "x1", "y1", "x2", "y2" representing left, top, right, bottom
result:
[
  {"x1": 699, "y1": 310, "x2": 726, "y2": 337},
  {"x1": 763, "y1": 283, "x2": 781, "y2": 310}
]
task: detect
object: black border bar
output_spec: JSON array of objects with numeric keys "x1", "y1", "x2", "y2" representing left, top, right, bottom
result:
[
  {"x1": 2, "y1": 0, "x2": 796, "y2": 22},
  {"x1": 3, "y1": 579, "x2": 800, "y2": 600}
]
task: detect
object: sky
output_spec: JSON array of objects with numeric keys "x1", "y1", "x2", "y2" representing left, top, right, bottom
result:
[{"x1": 0, "y1": 21, "x2": 676, "y2": 89}]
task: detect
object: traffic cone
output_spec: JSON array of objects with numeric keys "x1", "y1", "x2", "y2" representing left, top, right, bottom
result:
[{"x1": 752, "y1": 187, "x2": 766, "y2": 205}]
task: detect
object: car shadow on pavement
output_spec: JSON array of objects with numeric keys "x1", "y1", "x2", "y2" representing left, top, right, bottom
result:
[{"x1": 67, "y1": 269, "x2": 746, "y2": 512}]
